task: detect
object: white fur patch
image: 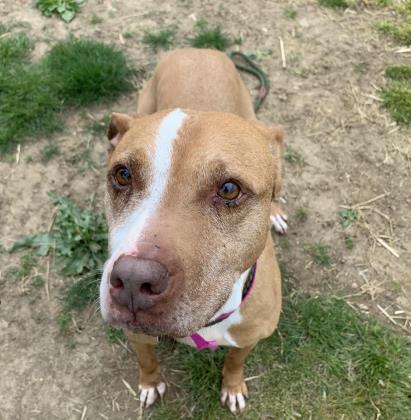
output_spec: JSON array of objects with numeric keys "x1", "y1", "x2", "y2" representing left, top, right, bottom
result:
[
  {"x1": 100, "y1": 109, "x2": 187, "y2": 320},
  {"x1": 177, "y1": 268, "x2": 250, "y2": 348},
  {"x1": 271, "y1": 213, "x2": 288, "y2": 234}
]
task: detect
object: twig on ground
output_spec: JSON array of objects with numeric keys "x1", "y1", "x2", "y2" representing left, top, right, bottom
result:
[{"x1": 279, "y1": 37, "x2": 286, "y2": 68}]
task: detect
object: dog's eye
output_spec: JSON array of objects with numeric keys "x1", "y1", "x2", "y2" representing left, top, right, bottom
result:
[
  {"x1": 114, "y1": 166, "x2": 131, "y2": 187},
  {"x1": 218, "y1": 181, "x2": 240, "y2": 200}
]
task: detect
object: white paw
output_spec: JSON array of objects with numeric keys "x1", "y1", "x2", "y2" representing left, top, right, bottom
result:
[
  {"x1": 270, "y1": 213, "x2": 288, "y2": 234},
  {"x1": 138, "y1": 382, "x2": 165, "y2": 409},
  {"x1": 221, "y1": 390, "x2": 247, "y2": 414}
]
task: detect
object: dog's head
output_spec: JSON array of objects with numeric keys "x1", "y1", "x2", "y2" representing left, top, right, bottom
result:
[{"x1": 99, "y1": 109, "x2": 283, "y2": 337}]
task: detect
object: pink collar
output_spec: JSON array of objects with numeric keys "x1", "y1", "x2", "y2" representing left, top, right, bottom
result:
[{"x1": 190, "y1": 263, "x2": 257, "y2": 351}]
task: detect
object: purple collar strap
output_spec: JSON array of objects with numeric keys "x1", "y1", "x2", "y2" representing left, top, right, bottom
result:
[{"x1": 190, "y1": 263, "x2": 257, "y2": 351}]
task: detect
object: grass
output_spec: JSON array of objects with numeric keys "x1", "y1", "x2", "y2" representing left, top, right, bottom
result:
[
  {"x1": 386, "y1": 65, "x2": 411, "y2": 82},
  {"x1": 284, "y1": 145, "x2": 304, "y2": 165},
  {"x1": 0, "y1": 35, "x2": 136, "y2": 153},
  {"x1": 305, "y1": 242, "x2": 332, "y2": 266},
  {"x1": 345, "y1": 235, "x2": 355, "y2": 250},
  {"x1": 284, "y1": 7, "x2": 298, "y2": 19},
  {"x1": 150, "y1": 294, "x2": 410, "y2": 419},
  {"x1": 318, "y1": 0, "x2": 348, "y2": 8},
  {"x1": 85, "y1": 114, "x2": 111, "y2": 136},
  {"x1": 41, "y1": 142, "x2": 60, "y2": 162},
  {"x1": 105, "y1": 326, "x2": 126, "y2": 344},
  {"x1": 7, "y1": 253, "x2": 37, "y2": 281},
  {"x1": 189, "y1": 20, "x2": 233, "y2": 51},
  {"x1": 142, "y1": 27, "x2": 176, "y2": 51},
  {"x1": 383, "y1": 84, "x2": 411, "y2": 124},
  {"x1": 339, "y1": 207, "x2": 359, "y2": 228},
  {"x1": 35, "y1": 0, "x2": 84, "y2": 23},
  {"x1": 295, "y1": 207, "x2": 308, "y2": 222},
  {"x1": 45, "y1": 38, "x2": 135, "y2": 106},
  {"x1": 376, "y1": 21, "x2": 411, "y2": 45}
]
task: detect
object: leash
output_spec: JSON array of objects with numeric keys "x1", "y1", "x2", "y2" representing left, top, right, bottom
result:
[{"x1": 230, "y1": 52, "x2": 269, "y2": 113}]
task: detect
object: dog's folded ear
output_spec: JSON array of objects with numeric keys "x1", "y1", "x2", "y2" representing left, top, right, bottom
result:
[
  {"x1": 107, "y1": 113, "x2": 133, "y2": 149},
  {"x1": 251, "y1": 121, "x2": 284, "y2": 201}
]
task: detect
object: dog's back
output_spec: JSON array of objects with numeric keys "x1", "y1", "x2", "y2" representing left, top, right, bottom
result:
[{"x1": 137, "y1": 48, "x2": 255, "y2": 119}]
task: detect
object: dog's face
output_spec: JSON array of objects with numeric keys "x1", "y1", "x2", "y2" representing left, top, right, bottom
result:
[{"x1": 99, "y1": 109, "x2": 283, "y2": 337}]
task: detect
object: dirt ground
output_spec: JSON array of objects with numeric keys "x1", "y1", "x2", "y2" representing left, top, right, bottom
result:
[{"x1": 0, "y1": 0, "x2": 410, "y2": 419}]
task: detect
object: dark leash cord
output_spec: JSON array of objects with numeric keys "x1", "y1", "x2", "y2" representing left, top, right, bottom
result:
[{"x1": 230, "y1": 51, "x2": 270, "y2": 113}]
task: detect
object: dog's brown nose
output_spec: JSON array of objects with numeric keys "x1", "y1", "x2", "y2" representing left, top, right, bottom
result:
[{"x1": 109, "y1": 256, "x2": 169, "y2": 312}]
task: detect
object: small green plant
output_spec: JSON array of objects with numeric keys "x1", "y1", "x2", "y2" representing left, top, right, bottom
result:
[
  {"x1": 45, "y1": 38, "x2": 135, "y2": 106},
  {"x1": 284, "y1": 145, "x2": 304, "y2": 165},
  {"x1": 0, "y1": 32, "x2": 32, "y2": 65},
  {"x1": 90, "y1": 14, "x2": 102, "y2": 25},
  {"x1": 385, "y1": 65, "x2": 411, "y2": 82},
  {"x1": 31, "y1": 275, "x2": 45, "y2": 288},
  {"x1": 85, "y1": 114, "x2": 110, "y2": 136},
  {"x1": 142, "y1": 27, "x2": 175, "y2": 51},
  {"x1": 284, "y1": 7, "x2": 298, "y2": 19},
  {"x1": 123, "y1": 31, "x2": 133, "y2": 39},
  {"x1": 105, "y1": 326, "x2": 126, "y2": 343},
  {"x1": 295, "y1": 207, "x2": 308, "y2": 222},
  {"x1": 7, "y1": 253, "x2": 37, "y2": 281},
  {"x1": 305, "y1": 242, "x2": 332, "y2": 266},
  {"x1": 189, "y1": 20, "x2": 233, "y2": 51},
  {"x1": 35, "y1": 0, "x2": 84, "y2": 23},
  {"x1": 383, "y1": 84, "x2": 411, "y2": 124},
  {"x1": 344, "y1": 236, "x2": 354, "y2": 250},
  {"x1": 339, "y1": 207, "x2": 359, "y2": 228},
  {"x1": 11, "y1": 193, "x2": 107, "y2": 276},
  {"x1": 376, "y1": 21, "x2": 411, "y2": 45},
  {"x1": 319, "y1": 0, "x2": 348, "y2": 8},
  {"x1": 41, "y1": 142, "x2": 60, "y2": 162}
]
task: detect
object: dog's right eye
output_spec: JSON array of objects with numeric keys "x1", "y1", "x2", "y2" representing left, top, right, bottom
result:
[{"x1": 113, "y1": 166, "x2": 131, "y2": 187}]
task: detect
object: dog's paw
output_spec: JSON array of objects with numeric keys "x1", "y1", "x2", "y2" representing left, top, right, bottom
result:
[
  {"x1": 138, "y1": 382, "x2": 165, "y2": 409},
  {"x1": 221, "y1": 382, "x2": 248, "y2": 415},
  {"x1": 270, "y1": 213, "x2": 288, "y2": 234}
]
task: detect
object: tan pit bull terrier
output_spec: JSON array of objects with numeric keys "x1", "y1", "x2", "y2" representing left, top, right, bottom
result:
[{"x1": 99, "y1": 48, "x2": 286, "y2": 414}]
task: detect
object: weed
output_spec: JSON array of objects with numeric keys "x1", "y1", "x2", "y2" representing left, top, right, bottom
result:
[
  {"x1": 386, "y1": 65, "x2": 411, "y2": 82},
  {"x1": 284, "y1": 7, "x2": 298, "y2": 19},
  {"x1": 0, "y1": 32, "x2": 32, "y2": 65},
  {"x1": 305, "y1": 242, "x2": 332, "y2": 266},
  {"x1": 85, "y1": 114, "x2": 110, "y2": 136},
  {"x1": 344, "y1": 236, "x2": 355, "y2": 250},
  {"x1": 90, "y1": 14, "x2": 103, "y2": 25},
  {"x1": 152, "y1": 295, "x2": 411, "y2": 419},
  {"x1": 123, "y1": 31, "x2": 133, "y2": 39},
  {"x1": 7, "y1": 253, "x2": 37, "y2": 281},
  {"x1": 243, "y1": 48, "x2": 273, "y2": 62},
  {"x1": 339, "y1": 207, "x2": 359, "y2": 228},
  {"x1": 383, "y1": 84, "x2": 411, "y2": 124},
  {"x1": 35, "y1": 0, "x2": 84, "y2": 23},
  {"x1": 189, "y1": 20, "x2": 233, "y2": 51},
  {"x1": 11, "y1": 193, "x2": 107, "y2": 276},
  {"x1": 284, "y1": 145, "x2": 304, "y2": 165},
  {"x1": 295, "y1": 207, "x2": 308, "y2": 222},
  {"x1": 31, "y1": 275, "x2": 44, "y2": 288},
  {"x1": 376, "y1": 21, "x2": 411, "y2": 45},
  {"x1": 41, "y1": 142, "x2": 60, "y2": 162},
  {"x1": 319, "y1": 0, "x2": 348, "y2": 8},
  {"x1": 142, "y1": 27, "x2": 175, "y2": 51},
  {"x1": 45, "y1": 38, "x2": 135, "y2": 106},
  {"x1": 105, "y1": 326, "x2": 126, "y2": 343}
]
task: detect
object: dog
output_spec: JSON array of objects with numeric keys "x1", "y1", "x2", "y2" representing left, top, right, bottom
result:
[{"x1": 99, "y1": 48, "x2": 286, "y2": 414}]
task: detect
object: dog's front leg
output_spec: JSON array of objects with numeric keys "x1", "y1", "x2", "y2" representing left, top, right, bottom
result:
[
  {"x1": 221, "y1": 345, "x2": 255, "y2": 414},
  {"x1": 127, "y1": 332, "x2": 165, "y2": 408}
]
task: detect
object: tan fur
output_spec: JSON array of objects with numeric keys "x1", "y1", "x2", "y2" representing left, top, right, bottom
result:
[{"x1": 105, "y1": 48, "x2": 283, "y2": 413}]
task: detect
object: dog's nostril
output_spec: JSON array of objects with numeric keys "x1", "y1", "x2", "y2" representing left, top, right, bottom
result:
[
  {"x1": 111, "y1": 277, "x2": 124, "y2": 289},
  {"x1": 140, "y1": 282, "x2": 156, "y2": 295}
]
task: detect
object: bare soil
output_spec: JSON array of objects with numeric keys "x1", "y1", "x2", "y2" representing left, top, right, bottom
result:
[{"x1": 0, "y1": 0, "x2": 409, "y2": 419}]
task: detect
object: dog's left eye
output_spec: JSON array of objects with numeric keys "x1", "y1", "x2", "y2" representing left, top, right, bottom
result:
[
  {"x1": 114, "y1": 166, "x2": 131, "y2": 187},
  {"x1": 218, "y1": 181, "x2": 241, "y2": 201}
]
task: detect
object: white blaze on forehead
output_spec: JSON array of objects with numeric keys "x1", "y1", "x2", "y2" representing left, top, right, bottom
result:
[
  {"x1": 100, "y1": 109, "x2": 187, "y2": 319},
  {"x1": 111, "y1": 108, "x2": 187, "y2": 252}
]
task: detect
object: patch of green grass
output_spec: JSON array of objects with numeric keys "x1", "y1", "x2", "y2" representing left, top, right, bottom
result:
[
  {"x1": 284, "y1": 145, "x2": 304, "y2": 165},
  {"x1": 284, "y1": 7, "x2": 298, "y2": 19},
  {"x1": 295, "y1": 207, "x2": 308, "y2": 222},
  {"x1": 7, "y1": 253, "x2": 37, "y2": 281},
  {"x1": 319, "y1": 0, "x2": 348, "y2": 8},
  {"x1": 85, "y1": 114, "x2": 110, "y2": 136},
  {"x1": 305, "y1": 242, "x2": 332, "y2": 266},
  {"x1": 339, "y1": 207, "x2": 359, "y2": 228},
  {"x1": 142, "y1": 27, "x2": 175, "y2": 51},
  {"x1": 105, "y1": 326, "x2": 126, "y2": 343},
  {"x1": 0, "y1": 32, "x2": 32, "y2": 65},
  {"x1": 383, "y1": 84, "x2": 411, "y2": 124},
  {"x1": 152, "y1": 295, "x2": 411, "y2": 419},
  {"x1": 386, "y1": 65, "x2": 411, "y2": 82},
  {"x1": 376, "y1": 21, "x2": 411, "y2": 45},
  {"x1": 45, "y1": 38, "x2": 135, "y2": 106},
  {"x1": 90, "y1": 14, "x2": 102, "y2": 25},
  {"x1": 189, "y1": 20, "x2": 233, "y2": 51},
  {"x1": 35, "y1": 0, "x2": 84, "y2": 23},
  {"x1": 123, "y1": 31, "x2": 133, "y2": 39},
  {"x1": 41, "y1": 142, "x2": 60, "y2": 162},
  {"x1": 344, "y1": 235, "x2": 355, "y2": 250},
  {"x1": 31, "y1": 275, "x2": 44, "y2": 288}
]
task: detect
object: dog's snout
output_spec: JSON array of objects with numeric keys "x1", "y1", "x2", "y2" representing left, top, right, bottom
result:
[{"x1": 109, "y1": 256, "x2": 170, "y2": 312}]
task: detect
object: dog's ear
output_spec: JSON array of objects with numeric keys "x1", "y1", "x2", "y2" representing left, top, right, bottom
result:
[
  {"x1": 107, "y1": 113, "x2": 133, "y2": 149},
  {"x1": 252, "y1": 121, "x2": 284, "y2": 201}
]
